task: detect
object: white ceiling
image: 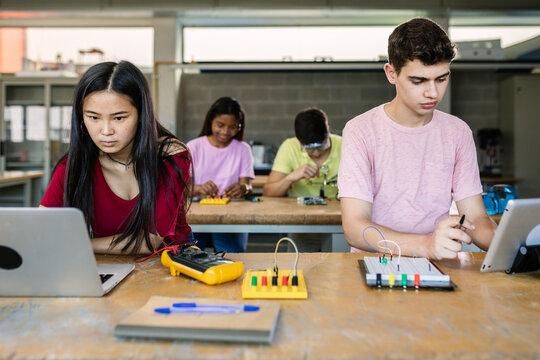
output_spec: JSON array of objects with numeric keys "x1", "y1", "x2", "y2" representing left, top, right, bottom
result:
[{"x1": 0, "y1": 1, "x2": 539, "y2": 27}]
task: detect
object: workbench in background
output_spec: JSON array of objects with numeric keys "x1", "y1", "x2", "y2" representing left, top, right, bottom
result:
[
  {"x1": 188, "y1": 197, "x2": 347, "y2": 252},
  {"x1": 0, "y1": 170, "x2": 44, "y2": 207}
]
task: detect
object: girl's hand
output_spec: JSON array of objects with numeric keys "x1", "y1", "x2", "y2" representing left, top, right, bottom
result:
[
  {"x1": 224, "y1": 182, "x2": 246, "y2": 199},
  {"x1": 194, "y1": 181, "x2": 219, "y2": 197},
  {"x1": 287, "y1": 163, "x2": 319, "y2": 183}
]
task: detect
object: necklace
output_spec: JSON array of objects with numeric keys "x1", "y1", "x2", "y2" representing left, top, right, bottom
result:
[{"x1": 106, "y1": 153, "x2": 133, "y2": 170}]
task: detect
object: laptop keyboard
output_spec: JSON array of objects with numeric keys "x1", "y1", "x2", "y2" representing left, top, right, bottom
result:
[{"x1": 100, "y1": 273, "x2": 114, "y2": 283}]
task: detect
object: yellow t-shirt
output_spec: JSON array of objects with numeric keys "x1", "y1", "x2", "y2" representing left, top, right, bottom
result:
[{"x1": 271, "y1": 134, "x2": 341, "y2": 197}]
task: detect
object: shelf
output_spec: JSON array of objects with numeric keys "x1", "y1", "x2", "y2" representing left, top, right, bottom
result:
[
  {"x1": 175, "y1": 62, "x2": 385, "y2": 72},
  {"x1": 7, "y1": 162, "x2": 44, "y2": 169},
  {"x1": 6, "y1": 85, "x2": 45, "y2": 104},
  {"x1": 6, "y1": 101, "x2": 45, "y2": 106},
  {"x1": 162, "y1": 60, "x2": 540, "y2": 73},
  {"x1": 451, "y1": 61, "x2": 540, "y2": 71}
]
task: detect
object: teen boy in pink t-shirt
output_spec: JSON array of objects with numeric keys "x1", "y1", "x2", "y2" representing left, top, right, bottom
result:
[{"x1": 338, "y1": 18, "x2": 497, "y2": 260}]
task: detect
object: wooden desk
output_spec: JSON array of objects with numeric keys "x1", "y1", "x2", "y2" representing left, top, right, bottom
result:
[
  {"x1": 188, "y1": 197, "x2": 345, "y2": 251},
  {"x1": 252, "y1": 175, "x2": 268, "y2": 189},
  {"x1": 1, "y1": 253, "x2": 538, "y2": 359},
  {"x1": 481, "y1": 176, "x2": 524, "y2": 184},
  {"x1": 188, "y1": 197, "x2": 501, "y2": 251},
  {"x1": 0, "y1": 170, "x2": 44, "y2": 207},
  {"x1": 491, "y1": 213, "x2": 502, "y2": 224}
]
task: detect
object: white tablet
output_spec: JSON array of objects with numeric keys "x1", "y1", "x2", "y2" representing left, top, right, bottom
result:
[{"x1": 481, "y1": 198, "x2": 540, "y2": 273}]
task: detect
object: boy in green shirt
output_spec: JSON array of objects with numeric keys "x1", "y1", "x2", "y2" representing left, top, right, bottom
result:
[{"x1": 264, "y1": 107, "x2": 341, "y2": 198}]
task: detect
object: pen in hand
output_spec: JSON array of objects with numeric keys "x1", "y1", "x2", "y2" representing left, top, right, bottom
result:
[
  {"x1": 458, "y1": 214, "x2": 465, "y2": 230},
  {"x1": 457, "y1": 214, "x2": 468, "y2": 247}
]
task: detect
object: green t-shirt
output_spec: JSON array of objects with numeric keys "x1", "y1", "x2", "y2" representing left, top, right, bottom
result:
[{"x1": 271, "y1": 134, "x2": 341, "y2": 197}]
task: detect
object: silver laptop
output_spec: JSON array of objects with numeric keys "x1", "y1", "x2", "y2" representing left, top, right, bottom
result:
[
  {"x1": 0, "y1": 207, "x2": 134, "y2": 296},
  {"x1": 481, "y1": 198, "x2": 540, "y2": 273}
]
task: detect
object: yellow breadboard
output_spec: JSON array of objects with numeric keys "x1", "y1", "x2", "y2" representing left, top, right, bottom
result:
[
  {"x1": 200, "y1": 197, "x2": 230, "y2": 205},
  {"x1": 241, "y1": 269, "x2": 308, "y2": 299}
]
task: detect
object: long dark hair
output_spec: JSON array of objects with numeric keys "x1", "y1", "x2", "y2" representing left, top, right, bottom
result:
[
  {"x1": 198, "y1": 97, "x2": 246, "y2": 141},
  {"x1": 63, "y1": 60, "x2": 191, "y2": 254}
]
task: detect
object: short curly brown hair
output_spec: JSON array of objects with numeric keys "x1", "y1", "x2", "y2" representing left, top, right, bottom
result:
[{"x1": 388, "y1": 18, "x2": 456, "y2": 74}]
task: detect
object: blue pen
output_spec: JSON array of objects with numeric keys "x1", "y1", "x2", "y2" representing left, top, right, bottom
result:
[
  {"x1": 172, "y1": 302, "x2": 260, "y2": 312},
  {"x1": 154, "y1": 307, "x2": 240, "y2": 314}
]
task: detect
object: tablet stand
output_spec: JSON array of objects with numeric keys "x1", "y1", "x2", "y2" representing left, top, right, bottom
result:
[
  {"x1": 506, "y1": 245, "x2": 540, "y2": 274},
  {"x1": 506, "y1": 224, "x2": 540, "y2": 274}
]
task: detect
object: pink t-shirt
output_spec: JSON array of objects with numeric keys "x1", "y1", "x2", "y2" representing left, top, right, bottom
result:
[
  {"x1": 187, "y1": 136, "x2": 255, "y2": 194},
  {"x1": 338, "y1": 104, "x2": 482, "y2": 252}
]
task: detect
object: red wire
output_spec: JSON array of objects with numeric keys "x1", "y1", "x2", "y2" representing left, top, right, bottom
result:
[{"x1": 134, "y1": 244, "x2": 180, "y2": 263}]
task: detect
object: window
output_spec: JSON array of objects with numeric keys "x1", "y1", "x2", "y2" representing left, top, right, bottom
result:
[
  {"x1": 4, "y1": 106, "x2": 24, "y2": 143},
  {"x1": 26, "y1": 106, "x2": 46, "y2": 141},
  {"x1": 25, "y1": 28, "x2": 154, "y2": 69},
  {"x1": 449, "y1": 26, "x2": 540, "y2": 48},
  {"x1": 184, "y1": 25, "x2": 540, "y2": 63},
  {"x1": 184, "y1": 26, "x2": 395, "y2": 62}
]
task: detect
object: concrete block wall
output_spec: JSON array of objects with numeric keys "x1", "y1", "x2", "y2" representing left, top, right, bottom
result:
[
  {"x1": 179, "y1": 71, "x2": 395, "y2": 146},
  {"x1": 178, "y1": 69, "x2": 503, "y2": 154},
  {"x1": 451, "y1": 70, "x2": 503, "y2": 136}
]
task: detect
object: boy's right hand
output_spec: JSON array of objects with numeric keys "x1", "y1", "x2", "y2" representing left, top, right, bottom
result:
[
  {"x1": 194, "y1": 181, "x2": 219, "y2": 197},
  {"x1": 427, "y1": 216, "x2": 474, "y2": 260},
  {"x1": 287, "y1": 164, "x2": 319, "y2": 183}
]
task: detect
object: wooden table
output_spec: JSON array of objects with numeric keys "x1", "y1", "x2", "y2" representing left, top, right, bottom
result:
[
  {"x1": 0, "y1": 170, "x2": 44, "y2": 207},
  {"x1": 1, "y1": 253, "x2": 538, "y2": 359},
  {"x1": 252, "y1": 175, "x2": 268, "y2": 189},
  {"x1": 187, "y1": 197, "x2": 346, "y2": 251},
  {"x1": 187, "y1": 197, "x2": 502, "y2": 252},
  {"x1": 481, "y1": 176, "x2": 524, "y2": 184}
]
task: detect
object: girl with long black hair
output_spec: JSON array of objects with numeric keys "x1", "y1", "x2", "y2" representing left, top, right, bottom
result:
[
  {"x1": 41, "y1": 60, "x2": 192, "y2": 254},
  {"x1": 187, "y1": 97, "x2": 254, "y2": 252}
]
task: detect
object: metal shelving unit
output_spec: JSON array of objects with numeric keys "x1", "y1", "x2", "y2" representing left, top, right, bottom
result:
[{"x1": 0, "y1": 75, "x2": 79, "y2": 184}]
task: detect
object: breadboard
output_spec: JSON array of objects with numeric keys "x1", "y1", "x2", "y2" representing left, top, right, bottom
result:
[
  {"x1": 200, "y1": 197, "x2": 230, "y2": 205},
  {"x1": 360, "y1": 256, "x2": 453, "y2": 289},
  {"x1": 242, "y1": 269, "x2": 308, "y2": 299}
]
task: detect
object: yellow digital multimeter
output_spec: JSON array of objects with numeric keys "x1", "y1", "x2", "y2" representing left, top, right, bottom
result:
[{"x1": 161, "y1": 246, "x2": 244, "y2": 285}]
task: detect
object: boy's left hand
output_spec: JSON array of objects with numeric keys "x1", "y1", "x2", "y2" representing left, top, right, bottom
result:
[{"x1": 224, "y1": 182, "x2": 245, "y2": 199}]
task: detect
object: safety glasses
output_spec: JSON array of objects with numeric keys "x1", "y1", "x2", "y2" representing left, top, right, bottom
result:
[{"x1": 301, "y1": 136, "x2": 330, "y2": 154}]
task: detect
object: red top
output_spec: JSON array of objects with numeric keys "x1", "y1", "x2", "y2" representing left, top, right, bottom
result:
[{"x1": 41, "y1": 152, "x2": 192, "y2": 242}]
